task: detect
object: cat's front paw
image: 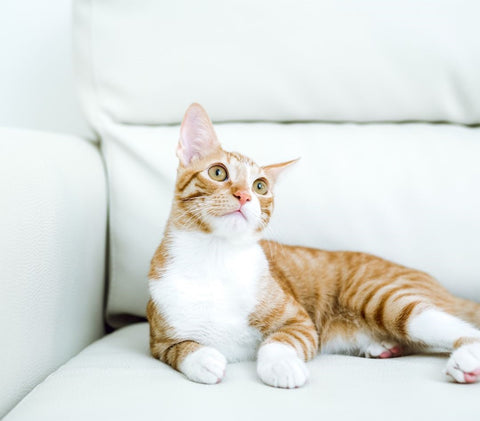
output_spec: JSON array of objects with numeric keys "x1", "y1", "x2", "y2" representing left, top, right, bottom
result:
[
  {"x1": 445, "y1": 342, "x2": 480, "y2": 384},
  {"x1": 257, "y1": 342, "x2": 309, "y2": 388},
  {"x1": 179, "y1": 346, "x2": 227, "y2": 384}
]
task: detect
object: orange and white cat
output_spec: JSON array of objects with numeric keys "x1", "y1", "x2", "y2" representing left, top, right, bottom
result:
[{"x1": 147, "y1": 103, "x2": 480, "y2": 388}]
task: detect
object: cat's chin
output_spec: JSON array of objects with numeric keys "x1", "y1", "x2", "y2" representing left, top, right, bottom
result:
[
  {"x1": 208, "y1": 213, "x2": 261, "y2": 243},
  {"x1": 216, "y1": 208, "x2": 248, "y2": 221},
  {"x1": 223, "y1": 209, "x2": 248, "y2": 220}
]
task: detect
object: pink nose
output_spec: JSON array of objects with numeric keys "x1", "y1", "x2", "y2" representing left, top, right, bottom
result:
[{"x1": 233, "y1": 190, "x2": 251, "y2": 206}]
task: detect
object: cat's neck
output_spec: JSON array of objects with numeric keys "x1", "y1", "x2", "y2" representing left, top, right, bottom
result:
[
  {"x1": 166, "y1": 218, "x2": 262, "y2": 247},
  {"x1": 166, "y1": 227, "x2": 260, "y2": 253},
  {"x1": 164, "y1": 227, "x2": 267, "y2": 280}
]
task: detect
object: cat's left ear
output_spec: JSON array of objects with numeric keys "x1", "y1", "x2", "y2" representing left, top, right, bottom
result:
[{"x1": 262, "y1": 158, "x2": 300, "y2": 183}]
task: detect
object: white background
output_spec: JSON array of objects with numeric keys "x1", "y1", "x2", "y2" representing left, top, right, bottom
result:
[{"x1": 0, "y1": 0, "x2": 90, "y2": 137}]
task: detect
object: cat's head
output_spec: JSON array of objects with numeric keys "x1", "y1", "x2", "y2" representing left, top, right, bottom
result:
[{"x1": 171, "y1": 103, "x2": 296, "y2": 242}]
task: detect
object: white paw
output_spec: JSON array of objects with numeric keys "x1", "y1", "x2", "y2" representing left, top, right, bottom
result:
[
  {"x1": 445, "y1": 342, "x2": 480, "y2": 384},
  {"x1": 257, "y1": 342, "x2": 309, "y2": 389},
  {"x1": 365, "y1": 341, "x2": 403, "y2": 359},
  {"x1": 179, "y1": 346, "x2": 227, "y2": 385}
]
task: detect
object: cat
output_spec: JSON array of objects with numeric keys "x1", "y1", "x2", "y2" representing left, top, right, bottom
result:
[{"x1": 147, "y1": 103, "x2": 480, "y2": 388}]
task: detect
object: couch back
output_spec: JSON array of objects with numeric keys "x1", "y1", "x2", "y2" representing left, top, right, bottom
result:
[
  {"x1": 74, "y1": 0, "x2": 480, "y2": 326},
  {"x1": 76, "y1": 0, "x2": 480, "y2": 126}
]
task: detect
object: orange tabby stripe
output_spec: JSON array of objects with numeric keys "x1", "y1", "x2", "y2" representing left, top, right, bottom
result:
[
  {"x1": 177, "y1": 170, "x2": 200, "y2": 192},
  {"x1": 250, "y1": 274, "x2": 319, "y2": 361},
  {"x1": 394, "y1": 300, "x2": 422, "y2": 336},
  {"x1": 453, "y1": 337, "x2": 480, "y2": 349},
  {"x1": 147, "y1": 299, "x2": 202, "y2": 370},
  {"x1": 163, "y1": 340, "x2": 202, "y2": 370}
]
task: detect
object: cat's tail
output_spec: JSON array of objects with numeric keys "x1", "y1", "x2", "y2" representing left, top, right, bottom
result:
[{"x1": 450, "y1": 297, "x2": 480, "y2": 328}]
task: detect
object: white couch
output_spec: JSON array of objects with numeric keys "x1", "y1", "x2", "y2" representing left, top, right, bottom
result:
[{"x1": 2, "y1": 1, "x2": 480, "y2": 419}]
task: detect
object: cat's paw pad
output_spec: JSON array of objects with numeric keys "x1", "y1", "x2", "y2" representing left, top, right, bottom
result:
[
  {"x1": 445, "y1": 342, "x2": 480, "y2": 384},
  {"x1": 179, "y1": 346, "x2": 227, "y2": 384},
  {"x1": 365, "y1": 341, "x2": 403, "y2": 359},
  {"x1": 257, "y1": 343, "x2": 309, "y2": 389}
]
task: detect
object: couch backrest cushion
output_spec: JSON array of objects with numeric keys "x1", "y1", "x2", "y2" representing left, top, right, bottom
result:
[
  {"x1": 75, "y1": 0, "x2": 480, "y2": 126},
  {"x1": 98, "y1": 120, "x2": 480, "y2": 325}
]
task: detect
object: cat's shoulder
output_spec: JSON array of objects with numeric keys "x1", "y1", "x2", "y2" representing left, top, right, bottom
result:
[{"x1": 259, "y1": 239, "x2": 329, "y2": 261}]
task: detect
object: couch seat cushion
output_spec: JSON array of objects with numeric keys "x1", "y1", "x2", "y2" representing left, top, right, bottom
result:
[{"x1": 5, "y1": 323, "x2": 480, "y2": 421}]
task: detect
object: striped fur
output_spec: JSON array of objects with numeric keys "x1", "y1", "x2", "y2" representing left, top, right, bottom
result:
[
  {"x1": 147, "y1": 300, "x2": 202, "y2": 371},
  {"x1": 147, "y1": 103, "x2": 480, "y2": 387}
]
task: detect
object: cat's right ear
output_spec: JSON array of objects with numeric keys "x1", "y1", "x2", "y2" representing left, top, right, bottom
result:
[{"x1": 176, "y1": 103, "x2": 221, "y2": 166}]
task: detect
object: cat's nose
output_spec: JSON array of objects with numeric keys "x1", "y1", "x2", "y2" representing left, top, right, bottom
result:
[{"x1": 233, "y1": 190, "x2": 251, "y2": 206}]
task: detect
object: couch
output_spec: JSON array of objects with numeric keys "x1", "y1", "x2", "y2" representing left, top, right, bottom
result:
[{"x1": 2, "y1": 1, "x2": 480, "y2": 419}]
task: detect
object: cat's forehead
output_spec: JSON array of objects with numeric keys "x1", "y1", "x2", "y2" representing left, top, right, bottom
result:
[
  {"x1": 223, "y1": 151, "x2": 262, "y2": 179},
  {"x1": 225, "y1": 151, "x2": 258, "y2": 169}
]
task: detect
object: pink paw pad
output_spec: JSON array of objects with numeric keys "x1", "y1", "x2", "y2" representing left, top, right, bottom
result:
[
  {"x1": 365, "y1": 342, "x2": 405, "y2": 359},
  {"x1": 379, "y1": 345, "x2": 403, "y2": 359},
  {"x1": 463, "y1": 368, "x2": 480, "y2": 384},
  {"x1": 446, "y1": 343, "x2": 480, "y2": 384}
]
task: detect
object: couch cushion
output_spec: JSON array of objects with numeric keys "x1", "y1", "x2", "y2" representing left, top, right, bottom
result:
[
  {"x1": 97, "y1": 120, "x2": 480, "y2": 325},
  {"x1": 74, "y1": 0, "x2": 480, "y2": 125},
  {"x1": 5, "y1": 323, "x2": 480, "y2": 421}
]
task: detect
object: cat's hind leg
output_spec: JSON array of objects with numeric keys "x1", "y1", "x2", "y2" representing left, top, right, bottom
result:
[
  {"x1": 319, "y1": 318, "x2": 406, "y2": 358},
  {"x1": 407, "y1": 308, "x2": 480, "y2": 383},
  {"x1": 341, "y1": 263, "x2": 480, "y2": 382}
]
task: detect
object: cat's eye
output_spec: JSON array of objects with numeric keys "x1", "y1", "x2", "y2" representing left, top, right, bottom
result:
[
  {"x1": 208, "y1": 164, "x2": 228, "y2": 182},
  {"x1": 253, "y1": 178, "x2": 268, "y2": 195}
]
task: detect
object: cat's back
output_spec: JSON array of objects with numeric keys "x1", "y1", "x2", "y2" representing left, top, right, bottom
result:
[
  {"x1": 259, "y1": 240, "x2": 393, "y2": 319},
  {"x1": 260, "y1": 239, "x2": 344, "y2": 290}
]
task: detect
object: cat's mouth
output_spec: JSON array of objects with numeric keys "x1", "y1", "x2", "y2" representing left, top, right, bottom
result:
[{"x1": 223, "y1": 208, "x2": 248, "y2": 220}]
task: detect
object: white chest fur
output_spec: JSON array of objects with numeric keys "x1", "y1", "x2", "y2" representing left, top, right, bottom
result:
[{"x1": 149, "y1": 230, "x2": 266, "y2": 362}]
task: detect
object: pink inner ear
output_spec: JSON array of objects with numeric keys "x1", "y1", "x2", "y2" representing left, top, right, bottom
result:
[{"x1": 177, "y1": 103, "x2": 220, "y2": 166}]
